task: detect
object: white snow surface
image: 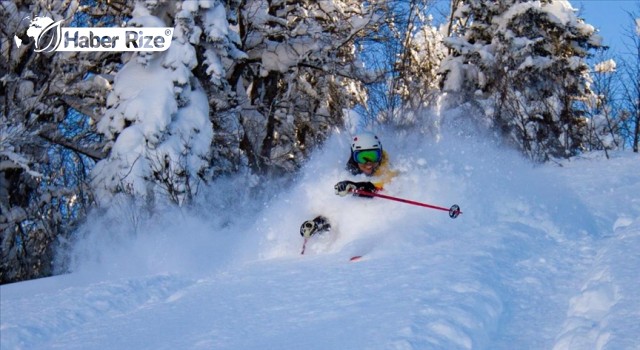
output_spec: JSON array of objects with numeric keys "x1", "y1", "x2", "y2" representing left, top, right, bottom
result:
[{"x1": 2, "y1": 131, "x2": 639, "y2": 350}]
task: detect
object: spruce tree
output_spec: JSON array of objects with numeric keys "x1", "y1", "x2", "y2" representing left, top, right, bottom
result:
[{"x1": 440, "y1": 0, "x2": 603, "y2": 161}]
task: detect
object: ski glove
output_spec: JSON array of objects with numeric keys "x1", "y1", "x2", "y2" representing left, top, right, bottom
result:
[
  {"x1": 334, "y1": 181, "x2": 377, "y2": 197},
  {"x1": 334, "y1": 181, "x2": 357, "y2": 196}
]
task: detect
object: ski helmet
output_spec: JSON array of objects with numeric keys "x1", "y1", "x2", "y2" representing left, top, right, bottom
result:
[{"x1": 351, "y1": 132, "x2": 382, "y2": 153}]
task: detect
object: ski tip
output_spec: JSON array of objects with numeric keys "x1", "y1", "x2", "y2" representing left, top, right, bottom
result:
[{"x1": 349, "y1": 255, "x2": 363, "y2": 262}]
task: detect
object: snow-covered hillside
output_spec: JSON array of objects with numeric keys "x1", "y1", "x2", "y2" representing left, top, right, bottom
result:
[{"x1": 1, "y1": 131, "x2": 639, "y2": 350}]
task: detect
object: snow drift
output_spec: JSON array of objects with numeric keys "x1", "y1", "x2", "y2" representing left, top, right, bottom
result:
[{"x1": 2, "y1": 129, "x2": 639, "y2": 350}]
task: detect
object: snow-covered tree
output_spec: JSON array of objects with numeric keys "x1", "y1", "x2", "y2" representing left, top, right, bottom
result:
[
  {"x1": 230, "y1": 0, "x2": 387, "y2": 174},
  {"x1": 92, "y1": 1, "x2": 213, "y2": 206},
  {"x1": 361, "y1": 0, "x2": 447, "y2": 133},
  {"x1": 1, "y1": 1, "x2": 117, "y2": 283},
  {"x1": 393, "y1": 9, "x2": 447, "y2": 131},
  {"x1": 439, "y1": 0, "x2": 604, "y2": 161},
  {"x1": 179, "y1": 0, "x2": 249, "y2": 178},
  {"x1": 618, "y1": 8, "x2": 640, "y2": 153},
  {"x1": 581, "y1": 56, "x2": 624, "y2": 157}
]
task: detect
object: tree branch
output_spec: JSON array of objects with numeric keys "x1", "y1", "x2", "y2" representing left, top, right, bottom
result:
[{"x1": 38, "y1": 131, "x2": 106, "y2": 161}]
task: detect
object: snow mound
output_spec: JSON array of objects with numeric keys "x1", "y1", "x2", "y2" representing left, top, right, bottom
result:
[{"x1": 2, "y1": 131, "x2": 639, "y2": 349}]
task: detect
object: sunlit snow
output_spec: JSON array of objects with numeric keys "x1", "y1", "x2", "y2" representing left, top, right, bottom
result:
[{"x1": 2, "y1": 129, "x2": 638, "y2": 350}]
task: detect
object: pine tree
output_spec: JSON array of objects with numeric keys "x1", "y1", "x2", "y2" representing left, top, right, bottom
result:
[
  {"x1": 439, "y1": 0, "x2": 603, "y2": 161},
  {"x1": 92, "y1": 1, "x2": 214, "y2": 206}
]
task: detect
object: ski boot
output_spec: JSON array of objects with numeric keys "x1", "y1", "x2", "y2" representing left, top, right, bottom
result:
[{"x1": 300, "y1": 216, "x2": 331, "y2": 238}]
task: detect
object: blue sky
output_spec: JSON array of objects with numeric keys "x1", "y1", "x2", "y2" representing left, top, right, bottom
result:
[{"x1": 573, "y1": 0, "x2": 639, "y2": 56}]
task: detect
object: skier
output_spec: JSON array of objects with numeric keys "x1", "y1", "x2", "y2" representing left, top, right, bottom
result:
[{"x1": 300, "y1": 132, "x2": 397, "y2": 238}]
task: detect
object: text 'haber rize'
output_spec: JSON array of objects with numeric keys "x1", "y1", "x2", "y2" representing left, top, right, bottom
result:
[{"x1": 63, "y1": 30, "x2": 167, "y2": 49}]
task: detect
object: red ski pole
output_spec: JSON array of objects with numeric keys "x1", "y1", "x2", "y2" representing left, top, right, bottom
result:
[{"x1": 352, "y1": 189, "x2": 462, "y2": 218}]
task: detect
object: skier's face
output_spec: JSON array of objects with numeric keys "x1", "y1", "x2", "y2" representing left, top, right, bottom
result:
[{"x1": 357, "y1": 161, "x2": 378, "y2": 175}]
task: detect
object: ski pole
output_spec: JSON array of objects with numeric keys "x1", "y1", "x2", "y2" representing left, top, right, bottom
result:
[{"x1": 351, "y1": 189, "x2": 462, "y2": 219}]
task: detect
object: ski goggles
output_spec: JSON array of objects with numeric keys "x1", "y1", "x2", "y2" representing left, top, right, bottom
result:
[{"x1": 353, "y1": 149, "x2": 382, "y2": 164}]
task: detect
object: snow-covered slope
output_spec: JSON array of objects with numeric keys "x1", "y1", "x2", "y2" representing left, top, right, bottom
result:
[{"x1": 2, "y1": 132, "x2": 639, "y2": 350}]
